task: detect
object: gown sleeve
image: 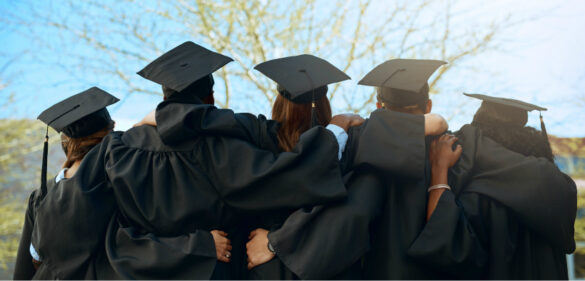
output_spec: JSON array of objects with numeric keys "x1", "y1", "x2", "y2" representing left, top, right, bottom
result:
[
  {"x1": 202, "y1": 125, "x2": 347, "y2": 211},
  {"x1": 103, "y1": 214, "x2": 218, "y2": 280},
  {"x1": 459, "y1": 125, "x2": 576, "y2": 253},
  {"x1": 267, "y1": 169, "x2": 385, "y2": 279},
  {"x1": 407, "y1": 125, "x2": 577, "y2": 278},
  {"x1": 13, "y1": 191, "x2": 38, "y2": 280},
  {"x1": 407, "y1": 191, "x2": 488, "y2": 278},
  {"x1": 265, "y1": 110, "x2": 429, "y2": 279},
  {"x1": 155, "y1": 100, "x2": 279, "y2": 151}
]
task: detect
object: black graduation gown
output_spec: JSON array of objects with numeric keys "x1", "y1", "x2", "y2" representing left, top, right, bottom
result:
[
  {"x1": 13, "y1": 191, "x2": 41, "y2": 280},
  {"x1": 98, "y1": 99, "x2": 347, "y2": 279},
  {"x1": 26, "y1": 140, "x2": 116, "y2": 280},
  {"x1": 266, "y1": 109, "x2": 428, "y2": 280},
  {"x1": 158, "y1": 104, "x2": 429, "y2": 279},
  {"x1": 407, "y1": 124, "x2": 576, "y2": 279}
]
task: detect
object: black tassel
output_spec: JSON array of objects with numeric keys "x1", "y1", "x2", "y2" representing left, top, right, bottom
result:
[
  {"x1": 40, "y1": 126, "x2": 48, "y2": 198},
  {"x1": 540, "y1": 112, "x2": 548, "y2": 140}
]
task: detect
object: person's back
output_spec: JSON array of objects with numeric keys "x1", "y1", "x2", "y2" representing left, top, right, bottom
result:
[
  {"x1": 409, "y1": 93, "x2": 576, "y2": 279},
  {"x1": 14, "y1": 87, "x2": 119, "y2": 280},
  {"x1": 100, "y1": 43, "x2": 352, "y2": 279}
]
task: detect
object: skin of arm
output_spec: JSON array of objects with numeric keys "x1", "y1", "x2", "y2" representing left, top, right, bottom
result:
[
  {"x1": 427, "y1": 134, "x2": 462, "y2": 221},
  {"x1": 424, "y1": 113, "x2": 448, "y2": 136}
]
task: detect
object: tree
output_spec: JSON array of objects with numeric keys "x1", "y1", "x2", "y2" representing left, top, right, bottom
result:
[
  {"x1": 3, "y1": 0, "x2": 523, "y2": 115},
  {"x1": 0, "y1": 0, "x2": 541, "y2": 274}
]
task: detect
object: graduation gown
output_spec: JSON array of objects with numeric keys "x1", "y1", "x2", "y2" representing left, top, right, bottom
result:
[
  {"x1": 407, "y1": 124, "x2": 576, "y2": 279},
  {"x1": 159, "y1": 104, "x2": 429, "y2": 279},
  {"x1": 99, "y1": 98, "x2": 347, "y2": 279},
  {"x1": 25, "y1": 140, "x2": 116, "y2": 280},
  {"x1": 13, "y1": 191, "x2": 41, "y2": 280},
  {"x1": 266, "y1": 109, "x2": 428, "y2": 280}
]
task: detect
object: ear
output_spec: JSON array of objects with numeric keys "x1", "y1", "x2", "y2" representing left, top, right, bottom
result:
[
  {"x1": 376, "y1": 102, "x2": 383, "y2": 109},
  {"x1": 426, "y1": 99, "x2": 432, "y2": 113}
]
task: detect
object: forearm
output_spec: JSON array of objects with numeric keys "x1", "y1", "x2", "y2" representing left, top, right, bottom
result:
[{"x1": 427, "y1": 166, "x2": 448, "y2": 221}]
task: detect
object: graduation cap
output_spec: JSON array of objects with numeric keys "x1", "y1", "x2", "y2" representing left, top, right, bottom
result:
[
  {"x1": 36, "y1": 86, "x2": 119, "y2": 197},
  {"x1": 137, "y1": 41, "x2": 234, "y2": 99},
  {"x1": 358, "y1": 59, "x2": 447, "y2": 107},
  {"x1": 464, "y1": 93, "x2": 549, "y2": 138},
  {"x1": 254, "y1": 54, "x2": 350, "y2": 126}
]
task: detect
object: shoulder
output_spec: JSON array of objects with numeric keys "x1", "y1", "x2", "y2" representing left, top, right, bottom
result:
[{"x1": 118, "y1": 126, "x2": 199, "y2": 152}]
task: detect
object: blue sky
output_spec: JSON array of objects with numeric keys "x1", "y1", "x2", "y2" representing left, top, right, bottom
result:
[{"x1": 1, "y1": 0, "x2": 584, "y2": 137}]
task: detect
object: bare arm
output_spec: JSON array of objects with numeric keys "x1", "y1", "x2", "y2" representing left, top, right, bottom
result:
[
  {"x1": 424, "y1": 113, "x2": 448, "y2": 136},
  {"x1": 427, "y1": 134, "x2": 462, "y2": 221}
]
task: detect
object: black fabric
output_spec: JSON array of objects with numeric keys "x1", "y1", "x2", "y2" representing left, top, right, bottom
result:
[
  {"x1": 406, "y1": 124, "x2": 576, "y2": 279},
  {"x1": 157, "y1": 105, "x2": 427, "y2": 279},
  {"x1": 102, "y1": 214, "x2": 218, "y2": 279},
  {"x1": 94, "y1": 101, "x2": 346, "y2": 279},
  {"x1": 13, "y1": 191, "x2": 39, "y2": 280},
  {"x1": 266, "y1": 109, "x2": 427, "y2": 280},
  {"x1": 29, "y1": 140, "x2": 116, "y2": 280}
]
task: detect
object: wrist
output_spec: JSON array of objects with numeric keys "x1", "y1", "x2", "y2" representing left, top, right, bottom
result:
[
  {"x1": 431, "y1": 166, "x2": 449, "y2": 185},
  {"x1": 267, "y1": 241, "x2": 276, "y2": 254}
]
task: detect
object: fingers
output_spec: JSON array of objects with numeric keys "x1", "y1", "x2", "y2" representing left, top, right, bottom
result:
[
  {"x1": 217, "y1": 253, "x2": 230, "y2": 263},
  {"x1": 249, "y1": 229, "x2": 257, "y2": 239},
  {"x1": 216, "y1": 249, "x2": 231, "y2": 263},
  {"x1": 446, "y1": 136, "x2": 458, "y2": 148},
  {"x1": 215, "y1": 230, "x2": 228, "y2": 237},
  {"x1": 454, "y1": 144, "x2": 463, "y2": 158}
]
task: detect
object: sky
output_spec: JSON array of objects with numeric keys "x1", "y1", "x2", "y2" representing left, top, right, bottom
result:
[{"x1": 0, "y1": 0, "x2": 584, "y2": 136}]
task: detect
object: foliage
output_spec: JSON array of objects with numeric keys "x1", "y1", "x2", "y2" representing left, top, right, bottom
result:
[
  {"x1": 2, "y1": 0, "x2": 523, "y2": 115},
  {"x1": 575, "y1": 191, "x2": 585, "y2": 242},
  {"x1": 0, "y1": 119, "x2": 62, "y2": 272},
  {"x1": 0, "y1": 193, "x2": 26, "y2": 271}
]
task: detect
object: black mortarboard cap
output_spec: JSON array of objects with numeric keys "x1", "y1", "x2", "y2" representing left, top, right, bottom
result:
[
  {"x1": 254, "y1": 54, "x2": 350, "y2": 126},
  {"x1": 464, "y1": 93, "x2": 549, "y2": 138},
  {"x1": 137, "y1": 41, "x2": 233, "y2": 99},
  {"x1": 38, "y1": 87, "x2": 119, "y2": 137},
  {"x1": 36, "y1": 86, "x2": 118, "y2": 198},
  {"x1": 358, "y1": 59, "x2": 447, "y2": 107}
]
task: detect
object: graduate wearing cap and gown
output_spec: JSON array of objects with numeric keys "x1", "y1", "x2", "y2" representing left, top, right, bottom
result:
[
  {"x1": 13, "y1": 87, "x2": 119, "y2": 280},
  {"x1": 159, "y1": 57, "x2": 449, "y2": 279},
  {"x1": 352, "y1": 60, "x2": 575, "y2": 279},
  {"x1": 92, "y1": 42, "x2": 353, "y2": 279},
  {"x1": 407, "y1": 93, "x2": 576, "y2": 279}
]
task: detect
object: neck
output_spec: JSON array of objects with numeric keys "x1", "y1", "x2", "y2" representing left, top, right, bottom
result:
[{"x1": 64, "y1": 160, "x2": 82, "y2": 178}]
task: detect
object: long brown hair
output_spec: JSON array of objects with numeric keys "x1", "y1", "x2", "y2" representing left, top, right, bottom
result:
[
  {"x1": 272, "y1": 95, "x2": 332, "y2": 152},
  {"x1": 61, "y1": 122, "x2": 114, "y2": 168}
]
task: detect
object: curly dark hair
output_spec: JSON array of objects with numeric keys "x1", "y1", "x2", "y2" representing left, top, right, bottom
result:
[{"x1": 471, "y1": 112, "x2": 554, "y2": 162}]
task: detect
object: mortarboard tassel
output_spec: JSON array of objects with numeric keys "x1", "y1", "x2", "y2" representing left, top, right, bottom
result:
[
  {"x1": 311, "y1": 101, "x2": 318, "y2": 127},
  {"x1": 40, "y1": 126, "x2": 49, "y2": 198},
  {"x1": 299, "y1": 69, "x2": 319, "y2": 127},
  {"x1": 540, "y1": 112, "x2": 548, "y2": 140}
]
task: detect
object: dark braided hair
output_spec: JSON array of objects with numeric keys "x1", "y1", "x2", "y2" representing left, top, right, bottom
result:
[{"x1": 471, "y1": 103, "x2": 554, "y2": 162}]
